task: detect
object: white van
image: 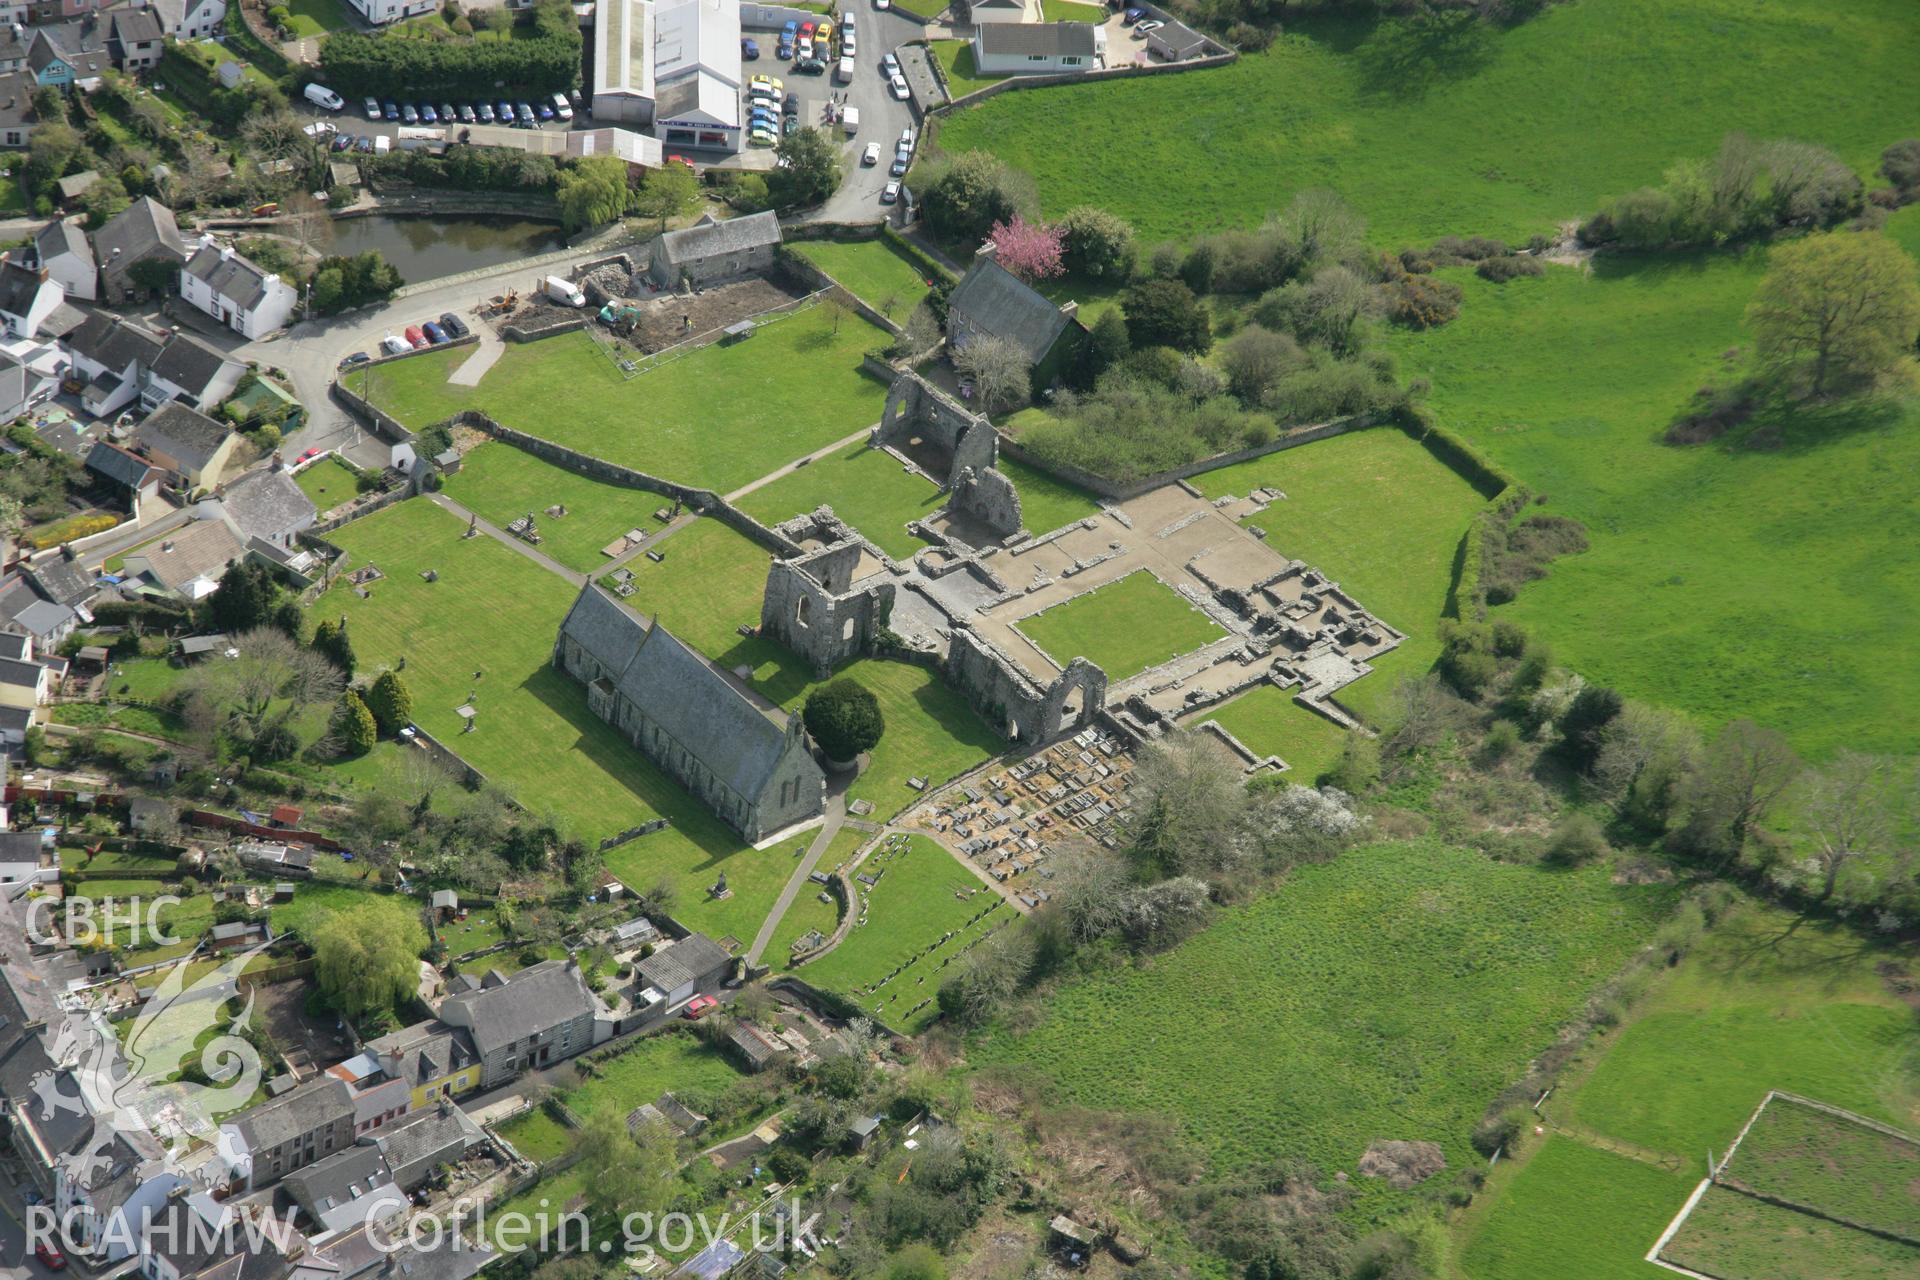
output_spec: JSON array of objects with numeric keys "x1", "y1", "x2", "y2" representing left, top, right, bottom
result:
[
  {"x1": 551, "y1": 92, "x2": 574, "y2": 121},
  {"x1": 842, "y1": 105, "x2": 860, "y2": 135},
  {"x1": 373, "y1": 134, "x2": 391, "y2": 154},
  {"x1": 835, "y1": 55, "x2": 854, "y2": 83},
  {"x1": 304, "y1": 83, "x2": 344, "y2": 112},
  {"x1": 545, "y1": 275, "x2": 587, "y2": 307}
]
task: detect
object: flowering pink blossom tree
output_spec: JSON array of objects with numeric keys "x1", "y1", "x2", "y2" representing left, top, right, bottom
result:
[{"x1": 989, "y1": 215, "x2": 1065, "y2": 282}]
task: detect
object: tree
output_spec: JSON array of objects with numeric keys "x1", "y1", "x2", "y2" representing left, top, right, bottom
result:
[
  {"x1": 1800, "y1": 752, "x2": 1900, "y2": 901},
  {"x1": 986, "y1": 214, "x2": 1063, "y2": 282},
  {"x1": 951, "y1": 333, "x2": 1031, "y2": 414},
  {"x1": 335, "y1": 690, "x2": 377, "y2": 757},
  {"x1": 1680, "y1": 719, "x2": 1802, "y2": 864},
  {"x1": 184, "y1": 627, "x2": 344, "y2": 750},
  {"x1": 1075, "y1": 308, "x2": 1129, "y2": 387},
  {"x1": 1220, "y1": 324, "x2": 1302, "y2": 406},
  {"x1": 769, "y1": 127, "x2": 840, "y2": 209},
  {"x1": 633, "y1": 161, "x2": 699, "y2": 231},
  {"x1": 556, "y1": 156, "x2": 629, "y2": 232},
  {"x1": 1747, "y1": 232, "x2": 1920, "y2": 398},
  {"x1": 364, "y1": 669, "x2": 414, "y2": 737},
  {"x1": 1557, "y1": 684, "x2": 1624, "y2": 772},
  {"x1": 311, "y1": 904, "x2": 426, "y2": 1020},
  {"x1": 311, "y1": 617, "x2": 355, "y2": 675},
  {"x1": 1272, "y1": 188, "x2": 1367, "y2": 271},
  {"x1": 921, "y1": 151, "x2": 1027, "y2": 245},
  {"x1": 1592, "y1": 703, "x2": 1702, "y2": 834},
  {"x1": 1055, "y1": 205, "x2": 1135, "y2": 280},
  {"x1": 1882, "y1": 139, "x2": 1920, "y2": 194},
  {"x1": 1122, "y1": 277, "x2": 1211, "y2": 354},
  {"x1": 1129, "y1": 730, "x2": 1250, "y2": 881},
  {"x1": 1049, "y1": 845, "x2": 1136, "y2": 944},
  {"x1": 576, "y1": 1116, "x2": 679, "y2": 1224},
  {"x1": 209, "y1": 561, "x2": 281, "y2": 634},
  {"x1": 803, "y1": 679, "x2": 884, "y2": 762}
]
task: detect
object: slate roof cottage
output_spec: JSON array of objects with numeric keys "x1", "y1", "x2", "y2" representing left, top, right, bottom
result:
[
  {"x1": 179, "y1": 236, "x2": 299, "y2": 339},
  {"x1": 945, "y1": 256, "x2": 1084, "y2": 384},
  {"x1": 435, "y1": 959, "x2": 601, "y2": 1089},
  {"x1": 647, "y1": 210, "x2": 781, "y2": 290}
]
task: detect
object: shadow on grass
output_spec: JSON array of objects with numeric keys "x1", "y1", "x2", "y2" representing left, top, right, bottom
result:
[{"x1": 1352, "y1": 8, "x2": 1497, "y2": 100}]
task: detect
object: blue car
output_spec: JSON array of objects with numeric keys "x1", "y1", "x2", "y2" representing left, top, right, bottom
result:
[
  {"x1": 777, "y1": 36, "x2": 793, "y2": 59},
  {"x1": 497, "y1": 99, "x2": 514, "y2": 122},
  {"x1": 536, "y1": 102, "x2": 554, "y2": 121},
  {"x1": 742, "y1": 36, "x2": 759, "y2": 60},
  {"x1": 422, "y1": 322, "x2": 447, "y2": 345},
  {"x1": 419, "y1": 104, "x2": 437, "y2": 123},
  {"x1": 782, "y1": 19, "x2": 797, "y2": 37},
  {"x1": 382, "y1": 100, "x2": 399, "y2": 120}
]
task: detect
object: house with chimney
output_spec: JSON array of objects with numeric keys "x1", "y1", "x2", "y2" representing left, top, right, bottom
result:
[
  {"x1": 133, "y1": 401, "x2": 239, "y2": 488},
  {"x1": 179, "y1": 237, "x2": 298, "y2": 339},
  {"x1": 363, "y1": 1020, "x2": 482, "y2": 1110},
  {"x1": 149, "y1": 0, "x2": 227, "y2": 40},
  {"x1": 0, "y1": 256, "x2": 63, "y2": 339},
  {"x1": 93, "y1": 196, "x2": 188, "y2": 304},
  {"x1": 435, "y1": 959, "x2": 605, "y2": 1089},
  {"x1": 34, "y1": 217, "x2": 95, "y2": 300},
  {"x1": 0, "y1": 69, "x2": 35, "y2": 148},
  {"x1": 27, "y1": 19, "x2": 109, "y2": 91},
  {"x1": 219, "y1": 1075, "x2": 356, "y2": 1191},
  {"x1": 105, "y1": 5, "x2": 160, "y2": 69}
]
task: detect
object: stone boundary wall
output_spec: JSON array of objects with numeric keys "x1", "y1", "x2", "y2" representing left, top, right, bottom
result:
[
  {"x1": 407, "y1": 721, "x2": 499, "y2": 793},
  {"x1": 501, "y1": 315, "x2": 590, "y2": 343},
  {"x1": 598, "y1": 818, "x2": 672, "y2": 852},
  {"x1": 306, "y1": 486, "x2": 411, "y2": 537},
  {"x1": 452, "y1": 412, "x2": 803, "y2": 558},
  {"x1": 996, "y1": 414, "x2": 1372, "y2": 502}
]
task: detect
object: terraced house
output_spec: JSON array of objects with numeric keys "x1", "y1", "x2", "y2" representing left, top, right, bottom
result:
[{"x1": 436, "y1": 958, "x2": 604, "y2": 1089}]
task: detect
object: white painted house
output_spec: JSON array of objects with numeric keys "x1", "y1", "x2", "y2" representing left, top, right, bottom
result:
[
  {"x1": 651, "y1": 0, "x2": 742, "y2": 154},
  {"x1": 343, "y1": 0, "x2": 432, "y2": 25},
  {"x1": 971, "y1": 21, "x2": 1104, "y2": 75},
  {"x1": 178, "y1": 237, "x2": 298, "y2": 340}
]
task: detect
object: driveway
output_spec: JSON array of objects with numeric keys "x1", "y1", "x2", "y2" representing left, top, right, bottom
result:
[{"x1": 793, "y1": 6, "x2": 930, "y2": 224}]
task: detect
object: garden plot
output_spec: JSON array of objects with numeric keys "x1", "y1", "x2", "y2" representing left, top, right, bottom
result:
[{"x1": 1656, "y1": 1185, "x2": 1920, "y2": 1280}]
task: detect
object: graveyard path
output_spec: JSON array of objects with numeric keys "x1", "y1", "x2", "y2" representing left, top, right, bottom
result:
[
  {"x1": 427, "y1": 493, "x2": 586, "y2": 586},
  {"x1": 722, "y1": 424, "x2": 878, "y2": 504},
  {"x1": 746, "y1": 792, "x2": 851, "y2": 968}
]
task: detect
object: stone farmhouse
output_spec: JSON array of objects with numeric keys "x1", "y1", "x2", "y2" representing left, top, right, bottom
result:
[
  {"x1": 554, "y1": 582, "x2": 826, "y2": 843},
  {"x1": 435, "y1": 958, "x2": 603, "y2": 1089},
  {"x1": 647, "y1": 210, "x2": 782, "y2": 290}
]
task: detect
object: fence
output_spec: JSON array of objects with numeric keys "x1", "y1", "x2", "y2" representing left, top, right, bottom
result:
[{"x1": 590, "y1": 286, "x2": 834, "y2": 381}]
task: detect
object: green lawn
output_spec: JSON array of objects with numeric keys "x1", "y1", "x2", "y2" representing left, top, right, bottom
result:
[
  {"x1": 266, "y1": 882, "x2": 414, "y2": 941},
  {"x1": 1016, "y1": 570, "x2": 1227, "y2": 681},
  {"x1": 444, "y1": 443, "x2": 660, "y2": 574},
  {"x1": 608, "y1": 516, "x2": 774, "y2": 657},
  {"x1": 1720, "y1": 1099, "x2": 1920, "y2": 1238},
  {"x1": 281, "y1": 0, "x2": 356, "y2": 38},
  {"x1": 311, "y1": 498, "x2": 794, "y2": 942},
  {"x1": 0, "y1": 174, "x2": 26, "y2": 215},
  {"x1": 1387, "y1": 253, "x2": 1919, "y2": 758},
  {"x1": 294, "y1": 456, "x2": 362, "y2": 515},
  {"x1": 1039, "y1": 0, "x2": 1104, "y2": 19},
  {"x1": 932, "y1": 41, "x2": 1004, "y2": 99},
  {"x1": 1659, "y1": 1185, "x2": 1920, "y2": 1280},
  {"x1": 1455, "y1": 905, "x2": 1920, "y2": 1278},
  {"x1": 973, "y1": 839, "x2": 1670, "y2": 1215},
  {"x1": 496, "y1": 1030, "x2": 749, "y2": 1163},
  {"x1": 1202, "y1": 683, "x2": 1352, "y2": 783},
  {"x1": 933, "y1": 0, "x2": 1920, "y2": 244},
  {"x1": 801, "y1": 835, "x2": 1005, "y2": 1033},
  {"x1": 349, "y1": 307, "x2": 891, "y2": 495},
  {"x1": 765, "y1": 828, "x2": 864, "y2": 966},
  {"x1": 793, "y1": 240, "x2": 937, "y2": 322},
  {"x1": 739, "y1": 441, "x2": 943, "y2": 560},
  {"x1": 998, "y1": 454, "x2": 1103, "y2": 536}
]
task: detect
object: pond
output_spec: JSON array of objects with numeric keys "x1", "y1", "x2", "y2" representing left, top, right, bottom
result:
[{"x1": 324, "y1": 215, "x2": 569, "y2": 285}]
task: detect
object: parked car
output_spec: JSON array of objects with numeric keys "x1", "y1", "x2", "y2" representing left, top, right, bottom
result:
[
  {"x1": 1122, "y1": 6, "x2": 1144, "y2": 21},
  {"x1": 330, "y1": 133, "x2": 355, "y2": 151},
  {"x1": 304, "y1": 83, "x2": 344, "y2": 112},
  {"x1": 890, "y1": 149, "x2": 910, "y2": 176},
  {"x1": 363, "y1": 96, "x2": 381, "y2": 119},
  {"x1": 796, "y1": 56, "x2": 826, "y2": 74},
  {"x1": 683, "y1": 994, "x2": 719, "y2": 1019},
  {"x1": 517, "y1": 103, "x2": 536, "y2": 125},
  {"x1": 404, "y1": 326, "x2": 428, "y2": 349},
  {"x1": 440, "y1": 103, "x2": 458, "y2": 122},
  {"x1": 881, "y1": 180, "x2": 901, "y2": 203},
  {"x1": 899, "y1": 125, "x2": 916, "y2": 149},
  {"x1": 300, "y1": 116, "x2": 334, "y2": 135},
  {"x1": 401, "y1": 103, "x2": 419, "y2": 124},
  {"x1": 298, "y1": 448, "x2": 324, "y2": 463},
  {"x1": 874, "y1": 0, "x2": 889, "y2": 8},
  {"x1": 35, "y1": 1243, "x2": 66, "y2": 1271},
  {"x1": 537, "y1": 102, "x2": 555, "y2": 121},
  {"x1": 497, "y1": 99, "x2": 515, "y2": 121},
  {"x1": 418, "y1": 104, "x2": 436, "y2": 123},
  {"x1": 889, "y1": 72, "x2": 910, "y2": 99},
  {"x1": 841, "y1": 29, "x2": 856, "y2": 55},
  {"x1": 439, "y1": 312, "x2": 470, "y2": 339},
  {"x1": 861, "y1": 141, "x2": 881, "y2": 165},
  {"x1": 1133, "y1": 18, "x2": 1163, "y2": 35},
  {"x1": 381, "y1": 334, "x2": 412, "y2": 355},
  {"x1": 797, "y1": 36, "x2": 813, "y2": 59},
  {"x1": 422, "y1": 322, "x2": 448, "y2": 344},
  {"x1": 382, "y1": 100, "x2": 400, "y2": 120},
  {"x1": 354, "y1": 135, "x2": 374, "y2": 152},
  {"x1": 742, "y1": 36, "x2": 759, "y2": 59},
  {"x1": 749, "y1": 125, "x2": 778, "y2": 147},
  {"x1": 553, "y1": 92, "x2": 574, "y2": 121},
  {"x1": 338, "y1": 352, "x2": 370, "y2": 370},
  {"x1": 476, "y1": 101, "x2": 495, "y2": 123},
  {"x1": 777, "y1": 35, "x2": 794, "y2": 58},
  {"x1": 799, "y1": 19, "x2": 815, "y2": 37},
  {"x1": 881, "y1": 51, "x2": 900, "y2": 76}
]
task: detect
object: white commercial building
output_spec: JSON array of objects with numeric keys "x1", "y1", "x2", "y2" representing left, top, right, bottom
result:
[{"x1": 651, "y1": 0, "x2": 742, "y2": 154}]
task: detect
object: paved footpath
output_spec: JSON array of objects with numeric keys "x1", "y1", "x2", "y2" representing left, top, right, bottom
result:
[
  {"x1": 428, "y1": 492, "x2": 585, "y2": 586},
  {"x1": 746, "y1": 792, "x2": 850, "y2": 967}
]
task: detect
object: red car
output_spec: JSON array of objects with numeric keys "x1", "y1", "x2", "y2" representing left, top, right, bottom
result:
[
  {"x1": 682, "y1": 994, "x2": 718, "y2": 1020},
  {"x1": 298, "y1": 448, "x2": 323, "y2": 463},
  {"x1": 36, "y1": 1243, "x2": 67, "y2": 1271},
  {"x1": 404, "y1": 326, "x2": 428, "y2": 349}
]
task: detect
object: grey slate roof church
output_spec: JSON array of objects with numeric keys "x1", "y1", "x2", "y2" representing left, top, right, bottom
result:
[
  {"x1": 554, "y1": 582, "x2": 826, "y2": 843},
  {"x1": 945, "y1": 256, "x2": 1085, "y2": 379}
]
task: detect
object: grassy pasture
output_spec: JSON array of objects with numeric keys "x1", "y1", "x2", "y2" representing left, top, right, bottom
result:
[
  {"x1": 932, "y1": 41, "x2": 1003, "y2": 98},
  {"x1": 1659, "y1": 1185, "x2": 1920, "y2": 1280},
  {"x1": 349, "y1": 307, "x2": 890, "y2": 495},
  {"x1": 791, "y1": 239, "x2": 936, "y2": 321},
  {"x1": 496, "y1": 1030, "x2": 748, "y2": 1163},
  {"x1": 739, "y1": 441, "x2": 944, "y2": 560},
  {"x1": 294, "y1": 456, "x2": 362, "y2": 514},
  {"x1": 1720, "y1": 1098, "x2": 1920, "y2": 1239},
  {"x1": 1388, "y1": 253, "x2": 1920, "y2": 759},
  {"x1": 973, "y1": 839, "x2": 1668, "y2": 1212},
  {"x1": 800, "y1": 835, "x2": 1005, "y2": 1033},
  {"x1": 1458, "y1": 1135, "x2": 1686, "y2": 1280},
  {"x1": 1016, "y1": 570, "x2": 1227, "y2": 680},
  {"x1": 443, "y1": 443, "x2": 660, "y2": 574},
  {"x1": 932, "y1": 0, "x2": 1920, "y2": 244},
  {"x1": 1200, "y1": 683, "x2": 1351, "y2": 783}
]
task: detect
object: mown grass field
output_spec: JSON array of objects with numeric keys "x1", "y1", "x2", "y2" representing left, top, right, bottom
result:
[
  {"x1": 1721, "y1": 1099, "x2": 1920, "y2": 1237},
  {"x1": 740, "y1": 441, "x2": 945, "y2": 560},
  {"x1": 443, "y1": 443, "x2": 660, "y2": 574},
  {"x1": 312, "y1": 498, "x2": 793, "y2": 942},
  {"x1": 997, "y1": 454, "x2": 1105, "y2": 535},
  {"x1": 932, "y1": 41, "x2": 1003, "y2": 98},
  {"x1": 1192, "y1": 425, "x2": 1487, "y2": 720},
  {"x1": 349, "y1": 306, "x2": 889, "y2": 495},
  {"x1": 974, "y1": 839, "x2": 1668, "y2": 1212},
  {"x1": 1388, "y1": 253, "x2": 1920, "y2": 758},
  {"x1": 801, "y1": 835, "x2": 1006, "y2": 1033},
  {"x1": 792, "y1": 240, "x2": 937, "y2": 322},
  {"x1": 1659, "y1": 1185, "x2": 1920, "y2": 1280},
  {"x1": 495, "y1": 1030, "x2": 747, "y2": 1163},
  {"x1": 1457, "y1": 907, "x2": 1920, "y2": 1280},
  {"x1": 1017, "y1": 570, "x2": 1227, "y2": 680},
  {"x1": 765, "y1": 828, "x2": 865, "y2": 967},
  {"x1": 293, "y1": 456, "x2": 361, "y2": 514},
  {"x1": 932, "y1": 0, "x2": 1920, "y2": 244}
]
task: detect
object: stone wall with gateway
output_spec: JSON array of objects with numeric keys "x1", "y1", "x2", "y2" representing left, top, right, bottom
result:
[
  {"x1": 761, "y1": 525, "x2": 898, "y2": 676},
  {"x1": 874, "y1": 371, "x2": 998, "y2": 487},
  {"x1": 944, "y1": 621, "x2": 1108, "y2": 744}
]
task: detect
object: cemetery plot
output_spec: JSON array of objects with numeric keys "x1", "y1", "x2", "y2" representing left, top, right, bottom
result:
[
  {"x1": 801, "y1": 834, "x2": 1009, "y2": 1034},
  {"x1": 443, "y1": 443, "x2": 661, "y2": 574}
]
